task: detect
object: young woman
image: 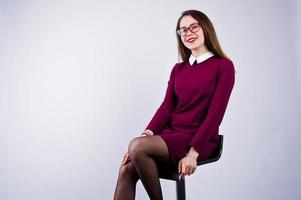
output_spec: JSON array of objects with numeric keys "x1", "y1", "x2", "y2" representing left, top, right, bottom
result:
[{"x1": 113, "y1": 9, "x2": 235, "y2": 200}]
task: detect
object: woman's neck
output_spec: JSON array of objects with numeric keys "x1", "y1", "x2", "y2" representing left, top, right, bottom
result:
[{"x1": 191, "y1": 45, "x2": 209, "y2": 57}]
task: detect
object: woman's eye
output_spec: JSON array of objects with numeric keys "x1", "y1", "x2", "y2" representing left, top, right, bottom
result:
[{"x1": 192, "y1": 25, "x2": 199, "y2": 30}]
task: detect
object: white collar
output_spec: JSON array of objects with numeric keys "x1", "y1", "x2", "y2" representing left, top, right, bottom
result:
[{"x1": 189, "y1": 51, "x2": 215, "y2": 66}]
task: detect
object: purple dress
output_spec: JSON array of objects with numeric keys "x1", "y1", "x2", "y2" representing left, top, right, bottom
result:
[{"x1": 145, "y1": 56, "x2": 235, "y2": 165}]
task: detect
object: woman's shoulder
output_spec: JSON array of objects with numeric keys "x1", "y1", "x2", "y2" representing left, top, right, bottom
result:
[
  {"x1": 214, "y1": 56, "x2": 234, "y2": 66},
  {"x1": 173, "y1": 59, "x2": 189, "y2": 69},
  {"x1": 213, "y1": 56, "x2": 236, "y2": 75},
  {"x1": 210, "y1": 55, "x2": 234, "y2": 69}
]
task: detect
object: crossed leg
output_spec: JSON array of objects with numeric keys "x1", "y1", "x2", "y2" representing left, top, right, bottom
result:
[
  {"x1": 113, "y1": 135, "x2": 174, "y2": 200},
  {"x1": 113, "y1": 161, "x2": 139, "y2": 200}
]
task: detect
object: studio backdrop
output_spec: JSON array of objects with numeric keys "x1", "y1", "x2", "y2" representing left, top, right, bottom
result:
[{"x1": 0, "y1": 0, "x2": 300, "y2": 199}]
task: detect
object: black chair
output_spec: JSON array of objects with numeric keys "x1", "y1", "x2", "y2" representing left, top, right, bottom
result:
[{"x1": 158, "y1": 135, "x2": 224, "y2": 200}]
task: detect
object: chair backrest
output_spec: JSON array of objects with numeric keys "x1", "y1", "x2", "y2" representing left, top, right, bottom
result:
[{"x1": 197, "y1": 134, "x2": 223, "y2": 166}]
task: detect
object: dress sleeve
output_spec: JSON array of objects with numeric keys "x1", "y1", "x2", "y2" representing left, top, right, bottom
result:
[
  {"x1": 189, "y1": 60, "x2": 235, "y2": 154},
  {"x1": 144, "y1": 64, "x2": 178, "y2": 134}
]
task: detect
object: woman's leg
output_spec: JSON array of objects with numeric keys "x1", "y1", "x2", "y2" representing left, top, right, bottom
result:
[
  {"x1": 127, "y1": 135, "x2": 173, "y2": 200},
  {"x1": 113, "y1": 161, "x2": 140, "y2": 200}
]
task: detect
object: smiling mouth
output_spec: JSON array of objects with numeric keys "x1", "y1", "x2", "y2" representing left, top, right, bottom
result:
[{"x1": 186, "y1": 37, "x2": 197, "y2": 43}]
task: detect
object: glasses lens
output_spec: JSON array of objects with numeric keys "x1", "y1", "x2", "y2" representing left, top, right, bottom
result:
[
  {"x1": 177, "y1": 28, "x2": 186, "y2": 37},
  {"x1": 190, "y1": 24, "x2": 200, "y2": 33}
]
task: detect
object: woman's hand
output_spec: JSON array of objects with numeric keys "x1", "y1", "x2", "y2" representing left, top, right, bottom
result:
[
  {"x1": 178, "y1": 154, "x2": 197, "y2": 179},
  {"x1": 121, "y1": 151, "x2": 130, "y2": 165}
]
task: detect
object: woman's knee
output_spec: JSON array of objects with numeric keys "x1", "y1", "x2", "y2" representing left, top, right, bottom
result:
[
  {"x1": 128, "y1": 137, "x2": 146, "y2": 161},
  {"x1": 118, "y1": 162, "x2": 139, "y2": 181}
]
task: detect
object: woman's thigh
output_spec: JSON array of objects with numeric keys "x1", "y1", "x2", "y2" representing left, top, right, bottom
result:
[{"x1": 128, "y1": 135, "x2": 172, "y2": 164}]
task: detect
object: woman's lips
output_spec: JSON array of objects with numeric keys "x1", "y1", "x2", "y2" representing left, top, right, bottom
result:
[{"x1": 186, "y1": 37, "x2": 197, "y2": 43}]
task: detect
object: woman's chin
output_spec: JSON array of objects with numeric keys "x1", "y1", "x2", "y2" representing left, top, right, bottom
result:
[
  {"x1": 190, "y1": 44, "x2": 205, "y2": 51},
  {"x1": 185, "y1": 45, "x2": 194, "y2": 50},
  {"x1": 187, "y1": 45, "x2": 199, "y2": 51}
]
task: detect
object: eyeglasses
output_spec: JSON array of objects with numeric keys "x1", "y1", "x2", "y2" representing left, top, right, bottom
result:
[{"x1": 177, "y1": 23, "x2": 201, "y2": 37}]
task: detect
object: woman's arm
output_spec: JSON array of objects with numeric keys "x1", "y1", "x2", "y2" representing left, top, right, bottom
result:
[
  {"x1": 189, "y1": 59, "x2": 235, "y2": 155},
  {"x1": 144, "y1": 64, "x2": 178, "y2": 134}
]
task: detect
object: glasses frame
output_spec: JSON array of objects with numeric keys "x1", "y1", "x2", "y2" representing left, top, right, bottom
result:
[{"x1": 177, "y1": 22, "x2": 201, "y2": 37}]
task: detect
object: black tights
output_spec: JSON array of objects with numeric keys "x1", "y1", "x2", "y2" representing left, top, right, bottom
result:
[{"x1": 113, "y1": 135, "x2": 176, "y2": 200}]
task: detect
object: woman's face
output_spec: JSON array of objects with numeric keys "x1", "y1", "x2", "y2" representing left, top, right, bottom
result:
[{"x1": 179, "y1": 15, "x2": 206, "y2": 53}]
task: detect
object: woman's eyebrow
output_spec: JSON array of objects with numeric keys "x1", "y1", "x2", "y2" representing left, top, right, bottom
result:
[
  {"x1": 179, "y1": 22, "x2": 198, "y2": 29},
  {"x1": 179, "y1": 26, "x2": 187, "y2": 29}
]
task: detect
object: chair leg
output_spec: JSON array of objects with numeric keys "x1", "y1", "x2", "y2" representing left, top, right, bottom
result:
[{"x1": 176, "y1": 179, "x2": 186, "y2": 200}]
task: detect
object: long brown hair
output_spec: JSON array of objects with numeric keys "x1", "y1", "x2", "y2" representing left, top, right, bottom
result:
[{"x1": 176, "y1": 10, "x2": 230, "y2": 62}]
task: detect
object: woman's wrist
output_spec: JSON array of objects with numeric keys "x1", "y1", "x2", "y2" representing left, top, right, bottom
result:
[
  {"x1": 186, "y1": 153, "x2": 198, "y2": 159},
  {"x1": 141, "y1": 129, "x2": 154, "y2": 136},
  {"x1": 186, "y1": 147, "x2": 199, "y2": 159},
  {"x1": 140, "y1": 132, "x2": 149, "y2": 137}
]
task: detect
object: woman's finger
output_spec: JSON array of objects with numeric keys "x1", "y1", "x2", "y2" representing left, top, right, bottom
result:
[
  {"x1": 178, "y1": 160, "x2": 182, "y2": 174},
  {"x1": 181, "y1": 163, "x2": 186, "y2": 177},
  {"x1": 123, "y1": 155, "x2": 128, "y2": 165},
  {"x1": 125, "y1": 153, "x2": 130, "y2": 162},
  {"x1": 179, "y1": 160, "x2": 186, "y2": 180},
  {"x1": 122, "y1": 152, "x2": 129, "y2": 165},
  {"x1": 121, "y1": 154, "x2": 126, "y2": 165},
  {"x1": 188, "y1": 168, "x2": 193, "y2": 175},
  {"x1": 190, "y1": 167, "x2": 196, "y2": 175},
  {"x1": 187, "y1": 168, "x2": 191, "y2": 176}
]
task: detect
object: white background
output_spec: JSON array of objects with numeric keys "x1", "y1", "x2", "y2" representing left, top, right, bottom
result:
[{"x1": 1, "y1": 0, "x2": 300, "y2": 199}]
